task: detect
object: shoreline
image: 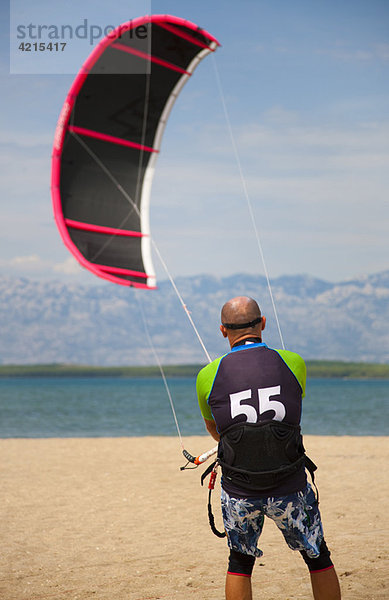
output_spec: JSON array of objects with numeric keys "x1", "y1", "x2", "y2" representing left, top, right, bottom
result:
[{"x1": 1, "y1": 360, "x2": 389, "y2": 379}]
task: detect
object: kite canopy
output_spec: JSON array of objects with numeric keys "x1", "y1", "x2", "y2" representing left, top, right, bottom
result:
[{"x1": 51, "y1": 15, "x2": 219, "y2": 288}]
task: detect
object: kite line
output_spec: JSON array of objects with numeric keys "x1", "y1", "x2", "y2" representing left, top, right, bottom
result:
[
  {"x1": 134, "y1": 290, "x2": 185, "y2": 450},
  {"x1": 71, "y1": 128, "x2": 213, "y2": 458},
  {"x1": 211, "y1": 54, "x2": 285, "y2": 350},
  {"x1": 70, "y1": 129, "x2": 212, "y2": 366}
]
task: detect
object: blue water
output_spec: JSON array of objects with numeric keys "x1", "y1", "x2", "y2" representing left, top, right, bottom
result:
[{"x1": 0, "y1": 377, "x2": 387, "y2": 438}]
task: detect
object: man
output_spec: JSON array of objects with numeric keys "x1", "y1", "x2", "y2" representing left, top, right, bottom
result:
[{"x1": 196, "y1": 296, "x2": 341, "y2": 600}]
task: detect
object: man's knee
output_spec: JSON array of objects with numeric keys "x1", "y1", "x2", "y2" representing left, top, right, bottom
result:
[
  {"x1": 228, "y1": 549, "x2": 256, "y2": 577},
  {"x1": 300, "y1": 539, "x2": 334, "y2": 573}
]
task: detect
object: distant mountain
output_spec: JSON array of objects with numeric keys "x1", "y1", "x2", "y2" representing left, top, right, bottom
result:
[{"x1": 0, "y1": 271, "x2": 388, "y2": 365}]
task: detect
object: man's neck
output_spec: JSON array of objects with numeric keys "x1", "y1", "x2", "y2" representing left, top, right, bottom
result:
[{"x1": 231, "y1": 336, "x2": 262, "y2": 349}]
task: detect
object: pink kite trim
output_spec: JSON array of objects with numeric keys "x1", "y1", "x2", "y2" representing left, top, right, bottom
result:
[
  {"x1": 65, "y1": 219, "x2": 146, "y2": 238},
  {"x1": 68, "y1": 126, "x2": 158, "y2": 153},
  {"x1": 98, "y1": 264, "x2": 149, "y2": 278},
  {"x1": 112, "y1": 43, "x2": 191, "y2": 75},
  {"x1": 151, "y1": 15, "x2": 220, "y2": 46},
  {"x1": 156, "y1": 21, "x2": 218, "y2": 50}
]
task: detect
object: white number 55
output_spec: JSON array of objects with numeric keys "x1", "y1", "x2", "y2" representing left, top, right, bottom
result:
[{"x1": 230, "y1": 385, "x2": 286, "y2": 423}]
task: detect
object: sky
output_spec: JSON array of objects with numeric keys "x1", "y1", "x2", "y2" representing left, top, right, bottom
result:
[{"x1": 1, "y1": 0, "x2": 388, "y2": 287}]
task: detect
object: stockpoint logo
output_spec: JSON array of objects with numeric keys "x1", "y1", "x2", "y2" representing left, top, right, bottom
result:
[{"x1": 16, "y1": 18, "x2": 149, "y2": 46}]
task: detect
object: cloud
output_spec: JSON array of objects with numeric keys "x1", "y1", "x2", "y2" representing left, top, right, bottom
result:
[
  {"x1": 10, "y1": 254, "x2": 43, "y2": 267},
  {"x1": 0, "y1": 254, "x2": 85, "y2": 280},
  {"x1": 156, "y1": 115, "x2": 389, "y2": 206},
  {"x1": 53, "y1": 256, "x2": 83, "y2": 275},
  {"x1": 150, "y1": 111, "x2": 389, "y2": 280},
  {"x1": 1, "y1": 99, "x2": 387, "y2": 285},
  {"x1": 316, "y1": 42, "x2": 389, "y2": 63},
  {"x1": 0, "y1": 254, "x2": 48, "y2": 275},
  {"x1": 237, "y1": 118, "x2": 389, "y2": 155}
]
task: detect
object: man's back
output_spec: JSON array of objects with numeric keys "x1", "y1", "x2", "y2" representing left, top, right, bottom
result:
[{"x1": 197, "y1": 342, "x2": 307, "y2": 497}]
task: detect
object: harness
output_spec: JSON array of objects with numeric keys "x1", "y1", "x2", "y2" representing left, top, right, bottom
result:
[
  {"x1": 201, "y1": 421, "x2": 318, "y2": 537},
  {"x1": 219, "y1": 420, "x2": 306, "y2": 491}
]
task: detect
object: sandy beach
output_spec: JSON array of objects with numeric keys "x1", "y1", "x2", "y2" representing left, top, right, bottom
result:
[{"x1": 0, "y1": 435, "x2": 387, "y2": 600}]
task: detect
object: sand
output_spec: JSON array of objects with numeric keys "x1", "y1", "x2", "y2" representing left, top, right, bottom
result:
[{"x1": 0, "y1": 435, "x2": 388, "y2": 600}]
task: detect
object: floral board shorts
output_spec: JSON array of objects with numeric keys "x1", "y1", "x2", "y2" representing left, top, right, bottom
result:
[{"x1": 221, "y1": 484, "x2": 324, "y2": 558}]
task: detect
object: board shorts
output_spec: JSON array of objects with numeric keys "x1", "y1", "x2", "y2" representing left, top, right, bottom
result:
[{"x1": 221, "y1": 483, "x2": 324, "y2": 558}]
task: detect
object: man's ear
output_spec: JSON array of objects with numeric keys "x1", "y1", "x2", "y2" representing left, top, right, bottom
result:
[
  {"x1": 261, "y1": 316, "x2": 266, "y2": 331},
  {"x1": 220, "y1": 324, "x2": 228, "y2": 338}
]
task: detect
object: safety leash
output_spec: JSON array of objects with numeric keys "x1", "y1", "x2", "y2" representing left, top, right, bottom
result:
[{"x1": 201, "y1": 461, "x2": 226, "y2": 538}]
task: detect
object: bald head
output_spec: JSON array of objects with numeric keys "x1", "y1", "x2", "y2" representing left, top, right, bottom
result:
[
  {"x1": 220, "y1": 296, "x2": 265, "y2": 348},
  {"x1": 221, "y1": 296, "x2": 261, "y2": 327}
]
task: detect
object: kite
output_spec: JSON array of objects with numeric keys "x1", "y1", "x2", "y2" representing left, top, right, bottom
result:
[
  {"x1": 51, "y1": 15, "x2": 219, "y2": 288},
  {"x1": 51, "y1": 16, "x2": 221, "y2": 518}
]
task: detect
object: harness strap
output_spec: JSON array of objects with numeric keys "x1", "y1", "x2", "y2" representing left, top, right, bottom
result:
[
  {"x1": 304, "y1": 454, "x2": 319, "y2": 501},
  {"x1": 200, "y1": 460, "x2": 217, "y2": 485}
]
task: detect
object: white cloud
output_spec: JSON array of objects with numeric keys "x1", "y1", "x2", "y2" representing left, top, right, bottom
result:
[
  {"x1": 0, "y1": 254, "x2": 48, "y2": 274},
  {"x1": 53, "y1": 256, "x2": 83, "y2": 275},
  {"x1": 0, "y1": 254, "x2": 85, "y2": 280},
  {"x1": 11, "y1": 254, "x2": 42, "y2": 266},
  {"x1": 155, "y1": 116, "x2": 389, "y2": 209},
  {"x1": 1, "y1": 101, "x2": 387, "y2": 285},
  {"x1": 237, "y1": 119, "x2": 389, "y2": 156},
  {"x1": 149, "y1": 110, "x2": 389, "y2": 283},
  {"x1": 316, "y1": 42, "x2": 389, "y2": 63}
]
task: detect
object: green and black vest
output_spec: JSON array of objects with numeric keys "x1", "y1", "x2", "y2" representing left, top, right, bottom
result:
[{"x1": 197, "y1": 342, "x2": 309, "y2": 497}]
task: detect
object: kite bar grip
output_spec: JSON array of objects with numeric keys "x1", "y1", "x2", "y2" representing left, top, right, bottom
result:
[
  {"x1": 182, "y1": 449, "x2": 197, "y2": 464},
  {"x1": 180, "y1": 446, "x2": 218, "y2": 470}
]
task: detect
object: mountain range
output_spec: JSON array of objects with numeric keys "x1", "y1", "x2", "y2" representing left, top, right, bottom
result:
[{"x1": 0, "y1": 271, "x2": 388, "y2": 366}]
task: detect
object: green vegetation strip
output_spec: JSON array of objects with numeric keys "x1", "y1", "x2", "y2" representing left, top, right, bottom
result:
[{"x1": 0, "y1": 361, "x2": 388, "y2": 379}]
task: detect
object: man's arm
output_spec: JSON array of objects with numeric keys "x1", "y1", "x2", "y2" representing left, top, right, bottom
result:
[
  {"x1": 204, "y1": 418, "x2": 220, "y2": 442},
  {"x1": 276, "y1": 349, "x2": 307, "y2": 397}
]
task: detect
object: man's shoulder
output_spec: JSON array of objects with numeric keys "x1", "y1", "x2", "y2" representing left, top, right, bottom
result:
[
  {"x1": 273, "y1": 348, "x2": 306, "y2": 396},
  {"x1": 196, "y1": 355, "x2": 227, "y2": 413},
  {"x1": 274, "y1": 348, "x2": 305, "y2": 364},
  {"x1": 197, "y1": 354, "x2": 225, "y2": 382}
]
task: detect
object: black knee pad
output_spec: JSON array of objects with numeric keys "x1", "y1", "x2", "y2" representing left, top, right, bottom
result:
[
  {"x1": 228, "y1": 549, "x2": 256, "y2": 577},
  {"x1": 300, "y1": 538, "x2": 333, "y2": 572}
]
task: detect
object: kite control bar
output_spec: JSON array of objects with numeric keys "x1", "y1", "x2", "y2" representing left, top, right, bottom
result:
[{"x1": 180, "y1": 445, "x2": 218, "y2": 470}]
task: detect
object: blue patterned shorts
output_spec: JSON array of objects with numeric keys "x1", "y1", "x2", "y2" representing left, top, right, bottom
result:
[{"x1": 221, "y1": 484, "x2": 324, "y2": 558}]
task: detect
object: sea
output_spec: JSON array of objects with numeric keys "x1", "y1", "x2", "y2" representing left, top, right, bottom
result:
[{"x1": 0, "y1": 377, "x2": 387, "y2": 438}]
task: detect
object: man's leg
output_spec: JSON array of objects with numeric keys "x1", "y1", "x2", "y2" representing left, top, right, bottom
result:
[
  {"x1": 310, "y1": 566, "x2": 341, "y2": 600},
  {"x1": 301, "y1": 541, "x2": 341, "y2": 600},
  {"x1": 225, "y1": 549, "x2": 255, "y2": 600},
  {"x1": 225, "y1": 573, "x2": 252, "y2": 600},
  {"x1": 221, "y1": 490, "x2": 263, "y2": 600}
]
